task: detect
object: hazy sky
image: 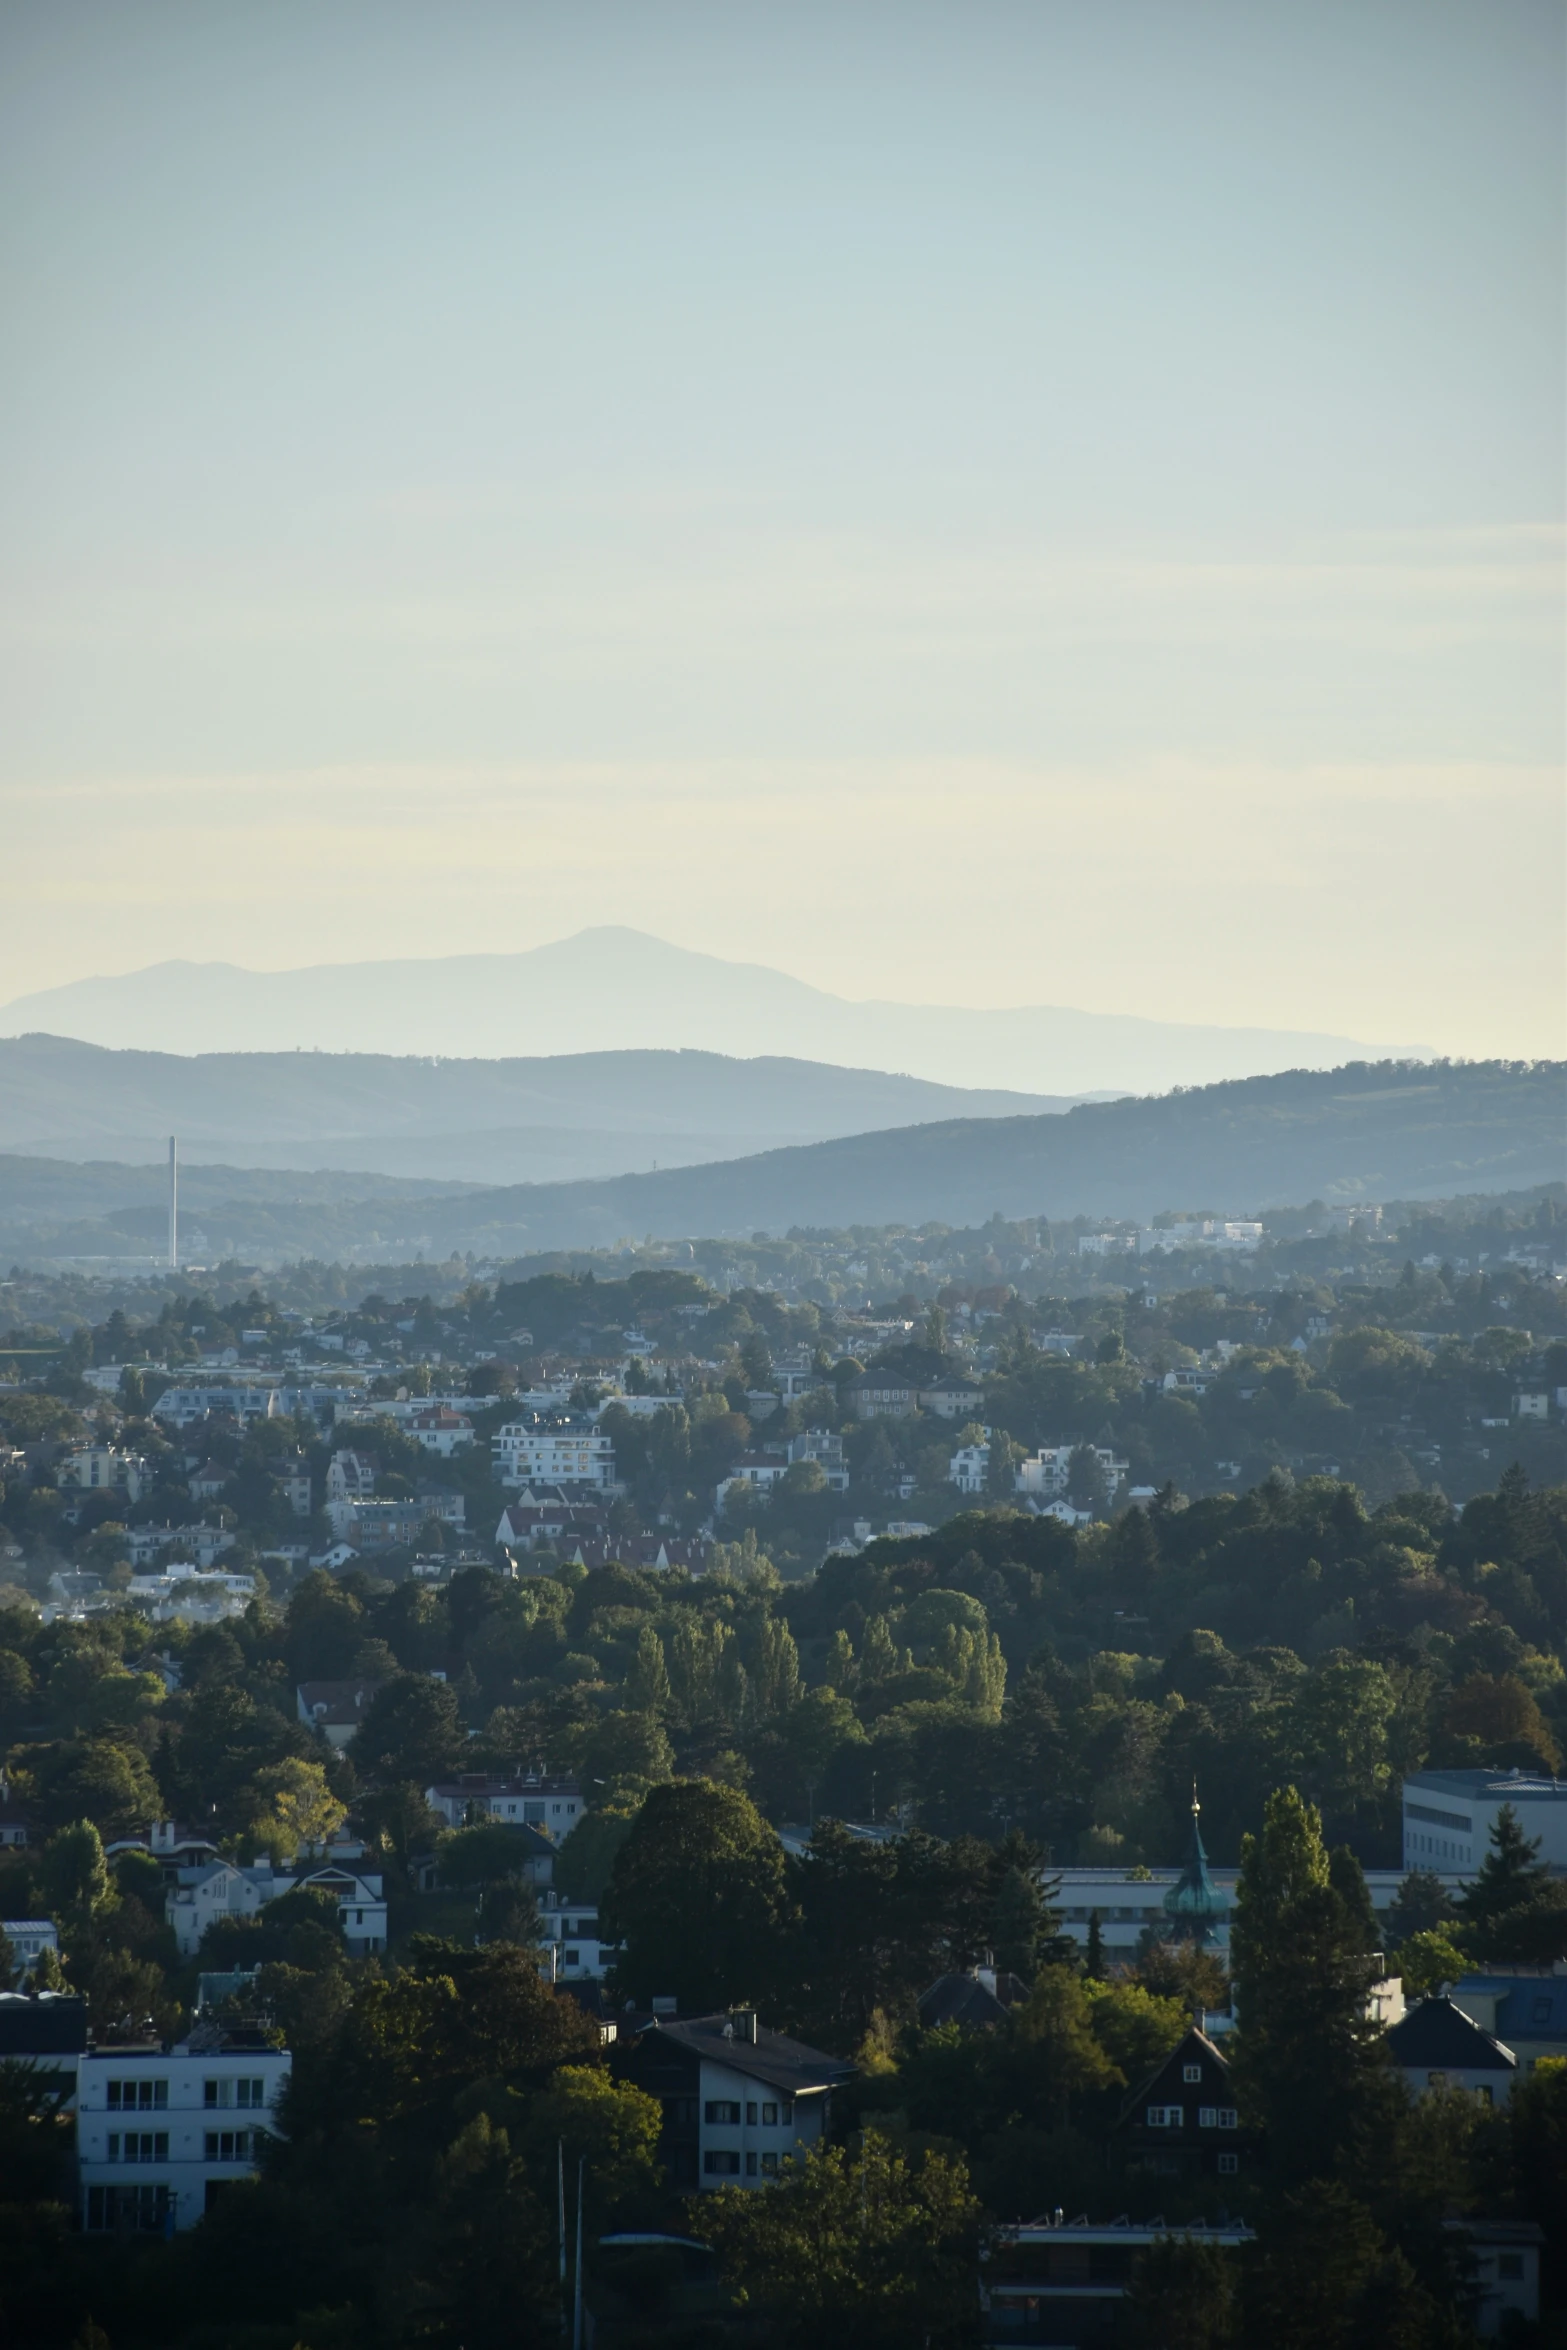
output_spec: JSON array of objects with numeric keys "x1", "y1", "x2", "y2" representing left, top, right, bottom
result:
[{"x1": 2, "y1": 0, "x2": 1562, "y2": 1053}]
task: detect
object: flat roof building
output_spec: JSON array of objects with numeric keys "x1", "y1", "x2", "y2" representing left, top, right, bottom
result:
[{"x1": 1401, "y1": 1770, "x2": 1567, "y2": 1874}]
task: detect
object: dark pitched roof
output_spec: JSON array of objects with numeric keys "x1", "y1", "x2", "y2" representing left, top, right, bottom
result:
[
  {"x1": 628, "y1": 2013, "x2": 854, "y2": 2096},
  {"x1": 1387, "y1": 1996, "x2": 1517, "y2": 2073},
  {"x1": 1119, "y1": 2025, "x2": 1232, "y2": 2125},
  {"x1": 918, "y1": 1971, "x2": 1025, "y2": 2029}
]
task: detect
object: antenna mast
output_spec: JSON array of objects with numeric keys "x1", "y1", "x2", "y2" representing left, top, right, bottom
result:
[{"x1": 168, "y1": 1136, "x2": 178, "y2": 1269}]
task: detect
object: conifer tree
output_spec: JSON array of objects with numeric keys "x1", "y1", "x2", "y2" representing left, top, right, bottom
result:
[{"x1": 1229, "y1": 1787, "x2": 1397, "y2": 2186}]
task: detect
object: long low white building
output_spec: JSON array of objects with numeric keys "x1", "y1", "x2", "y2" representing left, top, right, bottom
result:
[{"x1": 1402, "y1": 1770, "x2": 1567, "y2": 1873}]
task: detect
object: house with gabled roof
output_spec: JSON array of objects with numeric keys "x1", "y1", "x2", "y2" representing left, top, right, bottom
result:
[
  {"x1": 612, "y1": 2009, "x2": 854, "y2": 2190},
  {"x1": 1115, "y1": 2024, "x2": 1251, "y2": 2182},
  {"x1": 1386, "y1": 1996, "x2": 1519, "y2": 2104}
]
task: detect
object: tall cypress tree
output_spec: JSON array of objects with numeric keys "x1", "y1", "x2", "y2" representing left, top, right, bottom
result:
[{"x1": 1229, "y1": 1788, "x2": 1397, "y2": 2187}]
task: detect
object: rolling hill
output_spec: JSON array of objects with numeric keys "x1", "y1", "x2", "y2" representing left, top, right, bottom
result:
[
  {"x1": 0, "y1": 1034, "x2": 1085, "y2": 1187},
  {"x1": 1, "y1": 1060, "x2": 1556, "y2": 1268}
]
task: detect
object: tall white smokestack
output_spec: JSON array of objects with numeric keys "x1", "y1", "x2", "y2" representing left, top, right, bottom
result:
[{"x1": 168, "y1": 1136, "x2": 178, "y2": 1269}]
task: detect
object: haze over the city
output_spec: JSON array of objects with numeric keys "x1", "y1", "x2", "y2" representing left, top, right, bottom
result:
[{"x1": 2, "y1": 0, "x2": 1562, "y2": 1059}]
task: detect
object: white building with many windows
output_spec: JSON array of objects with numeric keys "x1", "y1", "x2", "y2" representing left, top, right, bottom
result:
[
  {"x1": 1402, "y1": 1770, "x2": 1567, "y2": 1873},
  {"x1": 492, "y1": 1421, "x2": 616, "y2": 1490},
  {"x1": 77, "y1": 2040, "x2": 292, "y2": 2232}
]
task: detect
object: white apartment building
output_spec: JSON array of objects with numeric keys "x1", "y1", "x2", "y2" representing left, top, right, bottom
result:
[
  {"x1": 539, "y1": 1890, "x2": 609, "y2": 1980},
  {"x1": 1402, "y1": 1770, "x2": 1567, "y2": 1873},
  {"x1": 492, "y1": 1421, "x2": 616, "y2": 1491},
  {"x1": 326, "y1": 1449, "x2": 379, "y2": 1503},
  {"x1": 409, "y1": 1406, "x2": 476, "y2": 1455},
  {"x1": 55, "y1": 1448, "x2": 152, "y2": 1505},
  {"x1": 1014, "y1": 1444, "x2": 1130, "y2": 1499},
  {"x1": 422, "y1": 1772, "x2": 584, "y2": 1835},
  {"x1": 949, "y1": 1439, "x2": 992, "y2": 1497},
  {"x1": 77, "y1": 2041, "x2": 292, "y2": 2232}
]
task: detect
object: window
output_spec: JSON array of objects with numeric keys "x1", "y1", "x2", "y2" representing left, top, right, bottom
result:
[
  {"x1": 705, "y1": 2101, "x2": 741, "y2": 2125},
  {"x1": 108, "y1": 2132, "x2": 168, "y2": 2163},
  {"x1": 1217, "y1": 2153, "x2": 1239, "y2": 2176},
  {"x1": 107, "y1": 2079, "x2": 167, "y2": 2112},
  {"x1": 1198, "y1": 2106, "x2": 1238, "y2": 2129},
  {"x1": 1497, "y1": 2254, "x2": 1524, "y2": 2282},
  {"x1": 204, "y1": 2131, "x2": 251, "y2": 2162},
  {"x1": 205, "y1": 2078, "x2": 266, "y2": 2109},
  {"x1": 1531, "y1": 1998, "x2": 1553, "y2": 2025},
  {"x1": 762, "y1": 2102, "x2": 778, "y2": 2125},
  {"x1": 746, "y1": 2102, "x2": 758, "y2": 2125},
  {"x1": 87, "y1": 2184, "x2": 170, "y2": 2232},
  {"x1": 745, "y1": 2152, "x2": 758, "y2": 2175},
  {"x1": 1145, "y1": 2106, "x2": 1183, "y2": 2129},
  {"x1": 703, "y1": 2151, "x2": 741, "y2": 2175},
  {"x1": 563, "y1": 1950, "x2": 579, "y2": 1968},
  {"x1": 1183, "y1": 2064, "x2": 1203, "y2": 2084},
  {"x1": 780, "y1": 2099, "x2": 793, "y2": 2125},
  {"x1": 1475, "y1": 2086, "x2": 1493, "y2": 2106},
  {"x1": 761, "y1": 2151, "x2": 779, "y2": 2176}
]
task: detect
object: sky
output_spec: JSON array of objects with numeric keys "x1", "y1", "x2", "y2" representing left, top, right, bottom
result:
[{"x1": 1, "y1": 0, "x2": 1562, "y2": 1054}]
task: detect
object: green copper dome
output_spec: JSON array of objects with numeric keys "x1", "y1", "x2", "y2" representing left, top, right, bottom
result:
[{"x1": 1162, "y1": 1790, "x2": 1228, "y2": 1944}]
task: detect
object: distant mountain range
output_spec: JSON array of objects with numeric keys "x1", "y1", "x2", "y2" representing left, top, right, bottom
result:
[
  {"x1": 2, "y1": 1060, "x2": 1555, "y2": 1269},
  {"x1": 0, "y1": 927, "x2": 1396, "y2": 1096},
  {"x1": 0, "y1": 1034, "x2": 1089, "y2": 1187}
]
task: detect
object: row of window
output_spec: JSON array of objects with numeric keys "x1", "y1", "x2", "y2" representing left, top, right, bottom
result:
[
  {"x1": 102, "y1": 2131, "x2": 259, "y2": 2162},
  {"x1": 103, "y1": 2078, "x2": 267, "y2": 2112},
  {"x1": 704, "y1": 2150, "x2": 783, "y2": 2176},
  {"x1": 1144, "y1": 2105, "x2": 1237, "y2": 2130},
  {"x1": 703, "y1": 2099, "x2": 793, "y2": 2126}
]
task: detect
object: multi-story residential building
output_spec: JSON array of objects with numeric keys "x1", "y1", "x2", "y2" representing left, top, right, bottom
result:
[
  {"x1": 493, "y1": 1420, "x2": 616, "y2": 1491},
  {"x1": 422, "y1": 1772, "x2": 584, "y2": 1837},
  {"x1": 844, "y1": 1372, "x2": 920, "y2": 1420},
  {"x1": 77, "y1": 2038, "x2": 292, "y2": 2231},
  {"x1": 1401, "y1": 1769, "x2": 1567, "y2": 1872},
  {"x1": 326, "y1": 1449, "x2": 379, "y2": 1504},
  {"x1": 949, "y1": 1439, "x2": 992, "y2": 1497},
  {"x1": 166, "y1": 1857, "x2": 387, "y2": 1958},
  {"x1": 409, "y1": 1405, "x2": 476, "y2": 1455},
  {"x1": 55, "y1": 1448, "x2": 152, "y2": 1505},
  {"x1": 539, "y1": 1890, "x2": 609, "y2": 1980},
  {"x1": 1013, "y1": 1444, "x2": 1129, "y2": 1499},
  {"x1": 125, "y1": 1525, "x2": 238, "y2": 1570},
  {"x1": 325, "y1": 1493, "x2": 464, "y2": 1549},
  {"x1": 612, "y1": 2011, "x2": 854, "y2": 2190}
]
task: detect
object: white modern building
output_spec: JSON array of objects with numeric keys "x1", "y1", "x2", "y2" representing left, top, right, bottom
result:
[
  {"x1": 493, "y1": 1421, "x2": 616, "y2": 1491},
  {"x1": 422, "y1": 1772, "x2": 584, "y2": 1835},
  {"x1": 1014, "y1": 1444, "x2": 1129, "y2": 1499},
  {"x1": 539, "y1": 1890, "x2": 609, "y2": 1980},
  {"x1": 77, "y1": 2040, "x2": 292, "y2": 2231},
  {"x1": 1401, "y1": 1770, "x2": 1567, "y2": 1873},
  {"x1": 55, "y1": 1448, "x2": 152, "y2": 1505}
]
